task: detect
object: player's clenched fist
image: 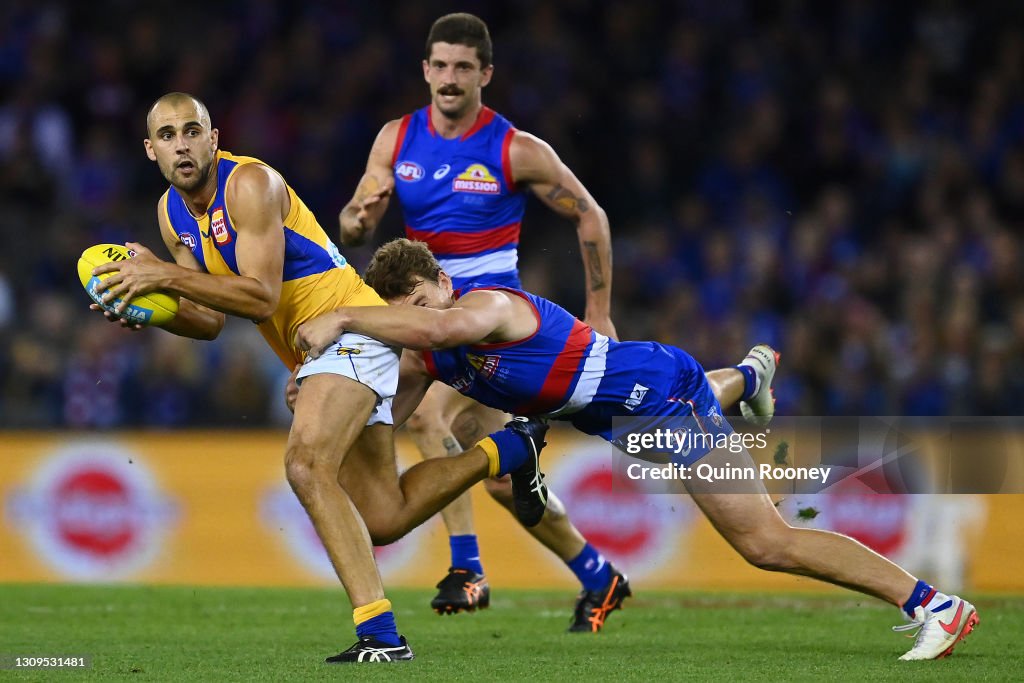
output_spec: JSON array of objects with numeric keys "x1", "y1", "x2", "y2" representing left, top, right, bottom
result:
[{"x1": 294, "y1": 311, "x2": 348, "y2": 360}]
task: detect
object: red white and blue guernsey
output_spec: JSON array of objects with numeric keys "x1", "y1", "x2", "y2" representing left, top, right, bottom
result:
[
  {"x1": 391, "y1": 105, "x2": 526, "y2": 289},
  {"x1": 422, "y1": 285, "x2": 734, "y2": 464}
]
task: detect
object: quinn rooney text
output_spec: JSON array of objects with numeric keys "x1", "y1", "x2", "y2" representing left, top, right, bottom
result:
[{"x1": 625, "y1": 462, "x2": 833, "y2": 484}]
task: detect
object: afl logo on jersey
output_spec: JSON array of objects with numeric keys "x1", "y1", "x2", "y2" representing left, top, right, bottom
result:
[
  {"x1": 453, "y1": 164, "x2": 500, "y2": 194},
  {"x1": 179, "y1": 233, "x2": 197, "y2": 251},
  {"x1": 395, "y1": 161, "x2": 425, "y2": 182}
]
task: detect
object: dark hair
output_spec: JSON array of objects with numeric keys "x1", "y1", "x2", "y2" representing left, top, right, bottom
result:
[
  {"x1": 364, "y1": 239, "x2": 442, "y2": 300},
  {"x1": 425, "y1": 13, "x2": 493, "y2": 67}
]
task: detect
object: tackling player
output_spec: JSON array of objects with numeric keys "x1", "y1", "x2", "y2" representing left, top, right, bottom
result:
[{"x1": 295, "y1": 238, "x2": 979, "y2": 662}]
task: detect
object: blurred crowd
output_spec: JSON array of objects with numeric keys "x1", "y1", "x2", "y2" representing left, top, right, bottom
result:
[{"x1": 1, "y1": 0, "x2": 1023, "y2": 428}]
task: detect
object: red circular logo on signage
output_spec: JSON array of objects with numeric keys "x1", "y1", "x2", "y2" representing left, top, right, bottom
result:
[
  {"x1": 8, "y1": 445, "x2": 177, "y2": 579},
  {"x1": 550, "y1": 442, "x2": 694, "y2": 578},
  {"x1": 792, "y1": 473, "x2": 909, "y2": 557},
  {"x1": 55, "y1": 469, "x2": 136, "y2": 557}
]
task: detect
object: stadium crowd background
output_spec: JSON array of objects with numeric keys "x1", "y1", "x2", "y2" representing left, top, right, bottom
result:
[{"x1": 1, "y1": 0, "x2": 1023, "y2": 428}]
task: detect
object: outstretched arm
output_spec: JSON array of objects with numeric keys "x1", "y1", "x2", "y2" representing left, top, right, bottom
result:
[
  {"x1": 295, "y1": 289, "x2": 534, "y2": 358},
  {"x1": 510, "y1": 131, "x2": 616, "y2": 340},
  {"x1": 338, "y1": 120, "x2": 401, "y2": 246}
]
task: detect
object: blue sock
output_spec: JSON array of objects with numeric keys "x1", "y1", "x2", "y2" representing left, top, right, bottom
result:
[
  {"x1": 902, "y1": 579, "x2": 952, "y2": 617},
  {"x1": 736, "y1": 365, "x2": 757, "y2": 401},
  {"x1": 489, "y1": 429, "x2": 530, "y2": 476},
  {"x1": 567, "y1": 543, "x2": 612, "y2": 592},
  {"x1": 355, "y1": 611, "x2": 401, "y2": 646},
  {"x1": 450, "y1": 534, "x2": 484, "y2": 574}
]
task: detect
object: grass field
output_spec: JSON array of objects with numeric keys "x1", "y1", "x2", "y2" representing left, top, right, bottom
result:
[{"x1": 1, "y1": 584, "x2": 1019, "y2": 681}]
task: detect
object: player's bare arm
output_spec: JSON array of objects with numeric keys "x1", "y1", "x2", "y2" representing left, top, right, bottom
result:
[
  {"x1": 296, "y1": 289, "x2": 531, "y2": 358},
  {"x1": 510, "y1": 131, "x2": 617, "y2": 340},
  {"x1": 147, "y1": 192, "x2": 227, "y2": 339},
  {"x1": 338, "y1": 120, "x2": 401, "y2": 247},
  {"x1": 94, "y1": 164, "x2": 286, "y2": 325}
]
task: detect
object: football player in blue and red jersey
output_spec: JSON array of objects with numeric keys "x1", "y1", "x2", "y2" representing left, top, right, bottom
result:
[
  {"x1": 295, "y1": 238, "x2": 979, "y2": 662},
  {"x1": 338, "y1": 13, "x2": 623, "y2": 628}
]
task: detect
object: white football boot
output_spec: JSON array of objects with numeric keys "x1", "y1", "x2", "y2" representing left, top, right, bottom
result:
[
  {"x1": 739, "y1": 344, "x2": 779, "y2": 426},
  {"x1": 893, "y1": 595, "x2": 979, "y2": 660}
]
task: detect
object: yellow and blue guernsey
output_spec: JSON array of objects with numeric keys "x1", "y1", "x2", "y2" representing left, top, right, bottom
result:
[{"x1": 161, "y1": 150, "x2": 385, "y2": 367}]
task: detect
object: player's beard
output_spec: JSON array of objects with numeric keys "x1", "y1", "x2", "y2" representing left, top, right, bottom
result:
[{"x1": 165, "y1": 157, "x2": 213, "y2": 193}]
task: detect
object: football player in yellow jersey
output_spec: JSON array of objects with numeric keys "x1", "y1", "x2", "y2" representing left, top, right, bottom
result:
[{"x1": 89, "y1": 92, "x2": 552, "y2": 664}]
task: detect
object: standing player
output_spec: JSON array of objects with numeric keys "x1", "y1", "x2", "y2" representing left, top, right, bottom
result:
[
  {"x1": 90, "y1": 93, "x2": 551, "y2": 664},
  {"x1": 339, "y1": 12, "x2": 624, "y2": 630},
  {"x1": 295, "y1": 238, "x2": 980, "y2": 662}
]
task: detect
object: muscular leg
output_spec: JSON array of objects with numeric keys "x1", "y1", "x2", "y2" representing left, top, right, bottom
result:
[
  {"x1": 452, "y1": 405, "x2": 585, "y2": 562},
  {"x1": 684, "y1": 446, "x2": 917, "y2": 605},
  {"x1": 337, "y1": 420, "x2": 492, "y2": 545},
  {"x1": 706, "y1": 368, "x2": 744, "y2": 410},
  {"x1": 404, "y1": 383, "x2": 478, "y2": 536},
  {"x1": 285, "y1": 374, "x2": 388, "y2": 606}
]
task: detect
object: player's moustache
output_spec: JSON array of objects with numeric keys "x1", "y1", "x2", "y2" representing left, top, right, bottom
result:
[{"x1": 438, "y1": 85, "x2": 464, "y2": 96}]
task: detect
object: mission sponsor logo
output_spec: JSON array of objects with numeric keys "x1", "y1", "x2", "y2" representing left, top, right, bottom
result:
[
  {"x1": 395, "y1": 161, "x2": 425, "y2": 182},
  {"x1": 452, "y1": 164, "x2": 500, "y2": 194},
  {"x1": 5, "y1": 444, "x2": 178, "y2": 579}
]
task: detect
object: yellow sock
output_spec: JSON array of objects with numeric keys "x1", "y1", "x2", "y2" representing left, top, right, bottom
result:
[
  {"x1": 353, "y1": 598, "x2": 392, "y2": 626},
  {"x1": 477, "y1": 436, "x2": 501, "y2": 477}
]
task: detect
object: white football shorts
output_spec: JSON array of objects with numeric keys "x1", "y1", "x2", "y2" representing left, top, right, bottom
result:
[{"x1": 295, "y1": 332, "x2": 400, "y2": 426}]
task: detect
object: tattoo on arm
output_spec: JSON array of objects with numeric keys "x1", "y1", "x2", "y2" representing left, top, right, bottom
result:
[
  {"x1": 583, "y1": 241, "x2": 606, "y2": 291},
  {"x1": 442, "y1": 436, "x2": 460, "y2": 455},
  {"x1": 546, "y1": 184, "x2": 590, "y2": 213}
]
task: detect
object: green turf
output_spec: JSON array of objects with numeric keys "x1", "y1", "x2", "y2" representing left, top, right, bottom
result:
[{"x1": 0, "y1": 584, "x2": 1018, "y2": 681}]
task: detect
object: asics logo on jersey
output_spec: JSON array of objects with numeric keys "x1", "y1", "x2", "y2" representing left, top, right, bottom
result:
[
  {"x1": 433, "y1": 164, "x2": 451, "y2": 180},
  {"x1": 336, "y1": 347, "x2": 362, "y2": 356},
  {"x1": 395, "y1": 161, "x2": 425, "y2": 182}
]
